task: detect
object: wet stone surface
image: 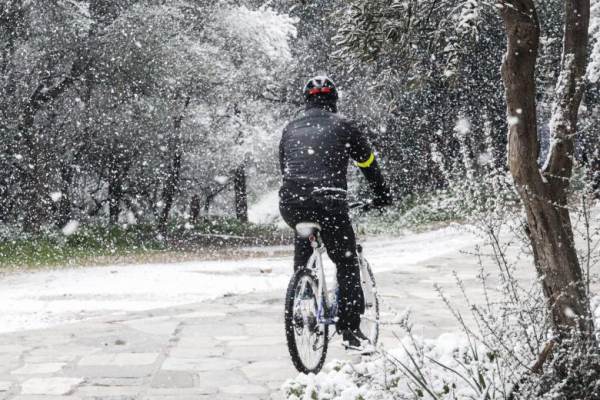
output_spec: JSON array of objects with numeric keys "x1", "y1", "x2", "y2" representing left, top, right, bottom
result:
[{"x1": 0, "y1": 236, "x2": 530, "y2": 400}]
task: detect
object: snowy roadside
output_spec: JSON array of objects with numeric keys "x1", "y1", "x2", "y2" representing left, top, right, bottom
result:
[{"x1": 0, "y1": 225, "x2": 479, "y2": 334}]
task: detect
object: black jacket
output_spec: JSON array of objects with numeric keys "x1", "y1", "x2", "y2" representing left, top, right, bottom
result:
[{"x1": 279, "y1": 103, "x2": 391, "y2": 207}]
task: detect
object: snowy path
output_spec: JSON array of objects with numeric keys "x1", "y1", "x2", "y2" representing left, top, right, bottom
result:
[
  {"x1": 0, "y1": 226, "x2": 480, "y2": 334},
  {"x1": 0, "y1": 224, "x2": 550, "y2": 400}
]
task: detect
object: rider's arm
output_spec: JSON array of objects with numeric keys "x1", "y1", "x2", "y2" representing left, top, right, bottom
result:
[
  {"x1": 279, "y1": 138, "x2": 286, "y2": 176},
  {"x1": 347, "y1": 121, "x2": 393, "y2": 207}
]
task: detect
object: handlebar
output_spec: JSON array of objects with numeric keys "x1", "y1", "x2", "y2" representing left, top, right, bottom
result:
[{"x1": 349, "y1": 202, "x2": 371, "y2": 212}]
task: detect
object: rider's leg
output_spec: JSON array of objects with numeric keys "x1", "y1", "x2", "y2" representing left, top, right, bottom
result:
[
  {"x1": 279, "y1": 205, "x2": 316, "y2": 271},
  {"x1": 320, "y1": 212, "x2": 365, "y2": 332}
]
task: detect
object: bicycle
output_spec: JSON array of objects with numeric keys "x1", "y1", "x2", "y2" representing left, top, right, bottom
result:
[{"x1": 284, "y1": 202, "x2": 379, "y2": 374}]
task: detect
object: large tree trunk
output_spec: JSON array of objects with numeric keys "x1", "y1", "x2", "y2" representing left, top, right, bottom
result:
[
  {"x1": 499, "y1": 1, "x2": 598, "y2": 395},
  {"x1": 234, "y1": 165, "x2": 248, "y2": 223},
  {"x1": 500, "y1": 0, "x2": 592, "y2": 340},
  {"x1": 57, "y1": 163, "x2": 74, "y2": 228},
  {"x1": 159, "y1": 96, "x2": 190, "y2": 232},
  {"x1": 107, "y1": 157, "x2": 129, "y2": 226},
  {"x1": 190, "y1": 194, "x2": 201, "y2": 226},
  {"x1": 22, "y1": 131, "x2": 48, "y2": 233}
]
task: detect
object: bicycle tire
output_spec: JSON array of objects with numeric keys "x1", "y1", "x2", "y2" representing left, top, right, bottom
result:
[
  {"x1": 284, "y1": 268, "x2": 329, "y2": 374},
  {"x1": 360, "y1": 260, "x2": 380, "y2": 346}
]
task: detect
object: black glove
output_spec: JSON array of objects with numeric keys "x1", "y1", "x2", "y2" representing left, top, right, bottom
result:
[{"x1": 371, "y1": 191, "x2": 393, "y2": 210}]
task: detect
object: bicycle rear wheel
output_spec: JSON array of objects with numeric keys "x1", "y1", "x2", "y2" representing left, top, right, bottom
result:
[
  {"x1": 284, "y1": 268, "x2": 328, "y2": 373},
  {"x1": 360, "y1": 260, "x2": 380, "y2": 346}
]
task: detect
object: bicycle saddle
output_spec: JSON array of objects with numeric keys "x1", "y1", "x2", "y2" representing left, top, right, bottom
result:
[{"x1": 295, "y1": 222, "x2": 322, "y2": 238}]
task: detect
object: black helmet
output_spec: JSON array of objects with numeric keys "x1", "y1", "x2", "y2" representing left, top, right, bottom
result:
[{"x1": 303, "y1": 76, "x2": 338, "y2": 101}]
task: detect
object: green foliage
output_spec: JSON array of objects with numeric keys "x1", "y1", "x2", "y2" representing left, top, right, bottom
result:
[{"x1": 0, "y1": 218, "x2": 286, "y2": 269}]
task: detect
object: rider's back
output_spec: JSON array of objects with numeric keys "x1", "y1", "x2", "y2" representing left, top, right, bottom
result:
[{"x1": 279, "y1": 108, "x2": 371, "y2": 206}]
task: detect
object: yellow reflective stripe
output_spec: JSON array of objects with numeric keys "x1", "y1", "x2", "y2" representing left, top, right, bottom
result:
[{"x1": 356, "y1": 153, "x2": 375, "y2": 168}]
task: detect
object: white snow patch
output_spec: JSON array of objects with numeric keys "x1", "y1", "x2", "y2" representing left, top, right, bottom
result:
[
  {"x1": 0, "y1": 227, "x2": 479, "y2": 333},
  {"x1": 50, "y1": 192, "x2": 62, "y2": 202},
  {"x1": 61, "y1": 221, "x2": 79, "y2": 236},
  {"x1": 248, "y1": 190, "x2": 285, "y2": 227}
]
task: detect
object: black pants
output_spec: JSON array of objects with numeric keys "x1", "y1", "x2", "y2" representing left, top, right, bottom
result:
[{"x1": 280, "y1": 204, "x2": 365, "y2": 331}]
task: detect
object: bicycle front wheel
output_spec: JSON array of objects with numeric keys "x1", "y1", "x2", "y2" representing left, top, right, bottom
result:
[
  {"x1": 360, "y1": 260, "x2": 380, "y2": 346},
  {"x1": 284, "y1": 268, "x2": 329, "y2": 374}
]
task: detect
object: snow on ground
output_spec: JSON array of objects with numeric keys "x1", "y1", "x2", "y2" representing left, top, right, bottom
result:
[
  {"x1": 248, "y1": 189, "x2": 288, "y2": 228},
  {"x1": 0, "y1": 225, "x2": 480, "y2": 334}
]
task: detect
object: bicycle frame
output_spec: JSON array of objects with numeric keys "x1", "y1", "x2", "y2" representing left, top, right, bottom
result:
[{"x1": 305, "y1": 236, "x2": 375, "y2": 325}]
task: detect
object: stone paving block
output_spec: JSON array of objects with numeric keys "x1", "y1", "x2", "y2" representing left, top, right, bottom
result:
[
  {"x1": 0, "y1": 354, "x2": 20, "y2": 364},
  {"x1": 125, "y1": 322, "x2": 179, "y2": 336},
  {"x1": 215, "y1": 335, "x2": 250, "y2": 342},
  {"x1": 234, "y1": 304, "x2": 270, "y2": 310},
  {"x1": 112, "y1": 353, "x2": 159, "y2": 366},
  {"x1": 181, "y1": 324, "x2": 245, "y2": 337},
  {"x1": 20, "y1": 377, "x2": 83, "y2": 395},
  {"x1": 161, "y1": 357, "x2": 245, "y2": 372},
  {"x1": 0, "y1": 362, "x2": 20, "y2": 374},
  {"x1": 63, "y1": 365, "x2": 155, "y2": 379},
  {"x1": 176, "y1": 337, "x2": 221, "y2": 348},
  {"x1": 270, "y1": 391, "x2": 286, "y2": 400},
  {"x1": 78, "y1": 354, "x2": 115, "y2": 366},
  {"x1": 78, "y1": 353, "x2": 158, "y2": 367},
  {"x1": 197, "y1": 370, "x2": 248, "y2": 387},
  {"x1": 25, "y1": 354, "x2": 78, "y2": 363},
  {"x1": 0, "y1": 345, "x2": 31, "y2": 353},
  {"x1": 87, "y1": 377, "x2": 145, "y2": 387},
  {"x1": 75, "y1": 334, "x2": 164, "y2": 353},
  {"x1": 11, "y1": 362, "x2": 66, "y2": 375},
  {"x1": 169, "y1": 347, "x2": 224, "y2": 358},
  {"x1": 150, "y1": 370, "x2": 194, "y2": 388},
  {"x1": 175, "y1": 312, "x2": 228, "y2": 319},
  {"x1": 207, "y1": 394, "x2": 263, "y2": 400},
  {"x1": 219, "y1": 384, "x2": 268, "y2": 395},
  {"x1": 244, "y1": 324, "x2": 282, "y2": 336},
  {"x1": 240, "y1": 360, "x2": 299, "y2": 382},
  {"x1": 12, "y1": 396, "x2": 83, "y2": 400},
  {"x1": 225, "y1": 345, "x2": 287, "y2": 360},
  {"x1": 143, "y1": 396, "x2": 211, "y2": 400},
  {"x1": 145, "y1": 387, "x2": 218, "y2": 395},
  {"x1": 120, "y1": 316, "x2": 171, "y2": 325},
  {"x1": 74, "y1": 385, "x2": 139, "y2": 396},
  {"x1": 28, "y1": 345, "x2": 100, "y2": 358},
  {"x1": 227, "y1": 336, "x2": 286, "y2": 347},
  {"x1": 266, "y1": 381, "x2": 284, "y2": 391}
]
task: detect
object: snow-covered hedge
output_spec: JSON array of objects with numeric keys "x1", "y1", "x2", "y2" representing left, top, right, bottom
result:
[{"x1": 283, "y1": 298, "x2": 600, "y2": 400}]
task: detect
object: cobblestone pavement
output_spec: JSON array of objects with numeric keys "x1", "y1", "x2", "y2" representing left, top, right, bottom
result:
[{"x1": 0, "y1": 239, "x2": 543, "y2": 400}]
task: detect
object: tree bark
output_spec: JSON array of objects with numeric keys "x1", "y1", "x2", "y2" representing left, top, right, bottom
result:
[
  {"x1": 57, "y1": 163, "x2": 74, "y2": 227},
  {"x1": 159, "y1": 96, "x2": 191, "y2": 232},
  {"x1": 22, "y1": 131, "x2": 48, "y2": 233},
  {"x1": 107, "y1": 157, "x2": 129, "y2": 226},
  {"x1": 499, "y1": 0, "x2": 592, "y2": 340},
  {"x1": 234, "y1": 164, "x2": 248, "y2": 223},
  {"x1": 204, "y1": 193, "x2": 214, "y2": 223},
  {"x1": 190, "y1": 194, "x2": 201, "y2": 226}
]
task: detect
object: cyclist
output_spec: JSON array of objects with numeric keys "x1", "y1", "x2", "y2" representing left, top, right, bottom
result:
[{"x1": 279, "y1": 76, "x2": 392, "y2": 348}]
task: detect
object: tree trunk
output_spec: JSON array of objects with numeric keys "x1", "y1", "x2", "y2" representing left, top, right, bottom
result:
[
  {"x1": 108, "y1": 172, "x2": 123, "y2": 226},
  {"x1": 107, "y1": 158, "x2": 129, "y2": 226},
  {"x1": 159, "y1": 96, "x2": 190, "y2": 232},
  {"x1": 500, "y1": 0, "x2": 593, "y2": 343},
  {"x1": 234, "y1": 165, "x2": 248, "y2": 223},
  {"x1": 204, "y1": 193, "x2": 214, "y2": 223},
  {"x1": 57, "y1": 163, "x2": 74, "y2": 227},
  {"x1": 190, "y1": 194, "x2": 201, "y2": 226},
  {"x1": 22, "y1": 131, "x2": 48, "y2": 233}
]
